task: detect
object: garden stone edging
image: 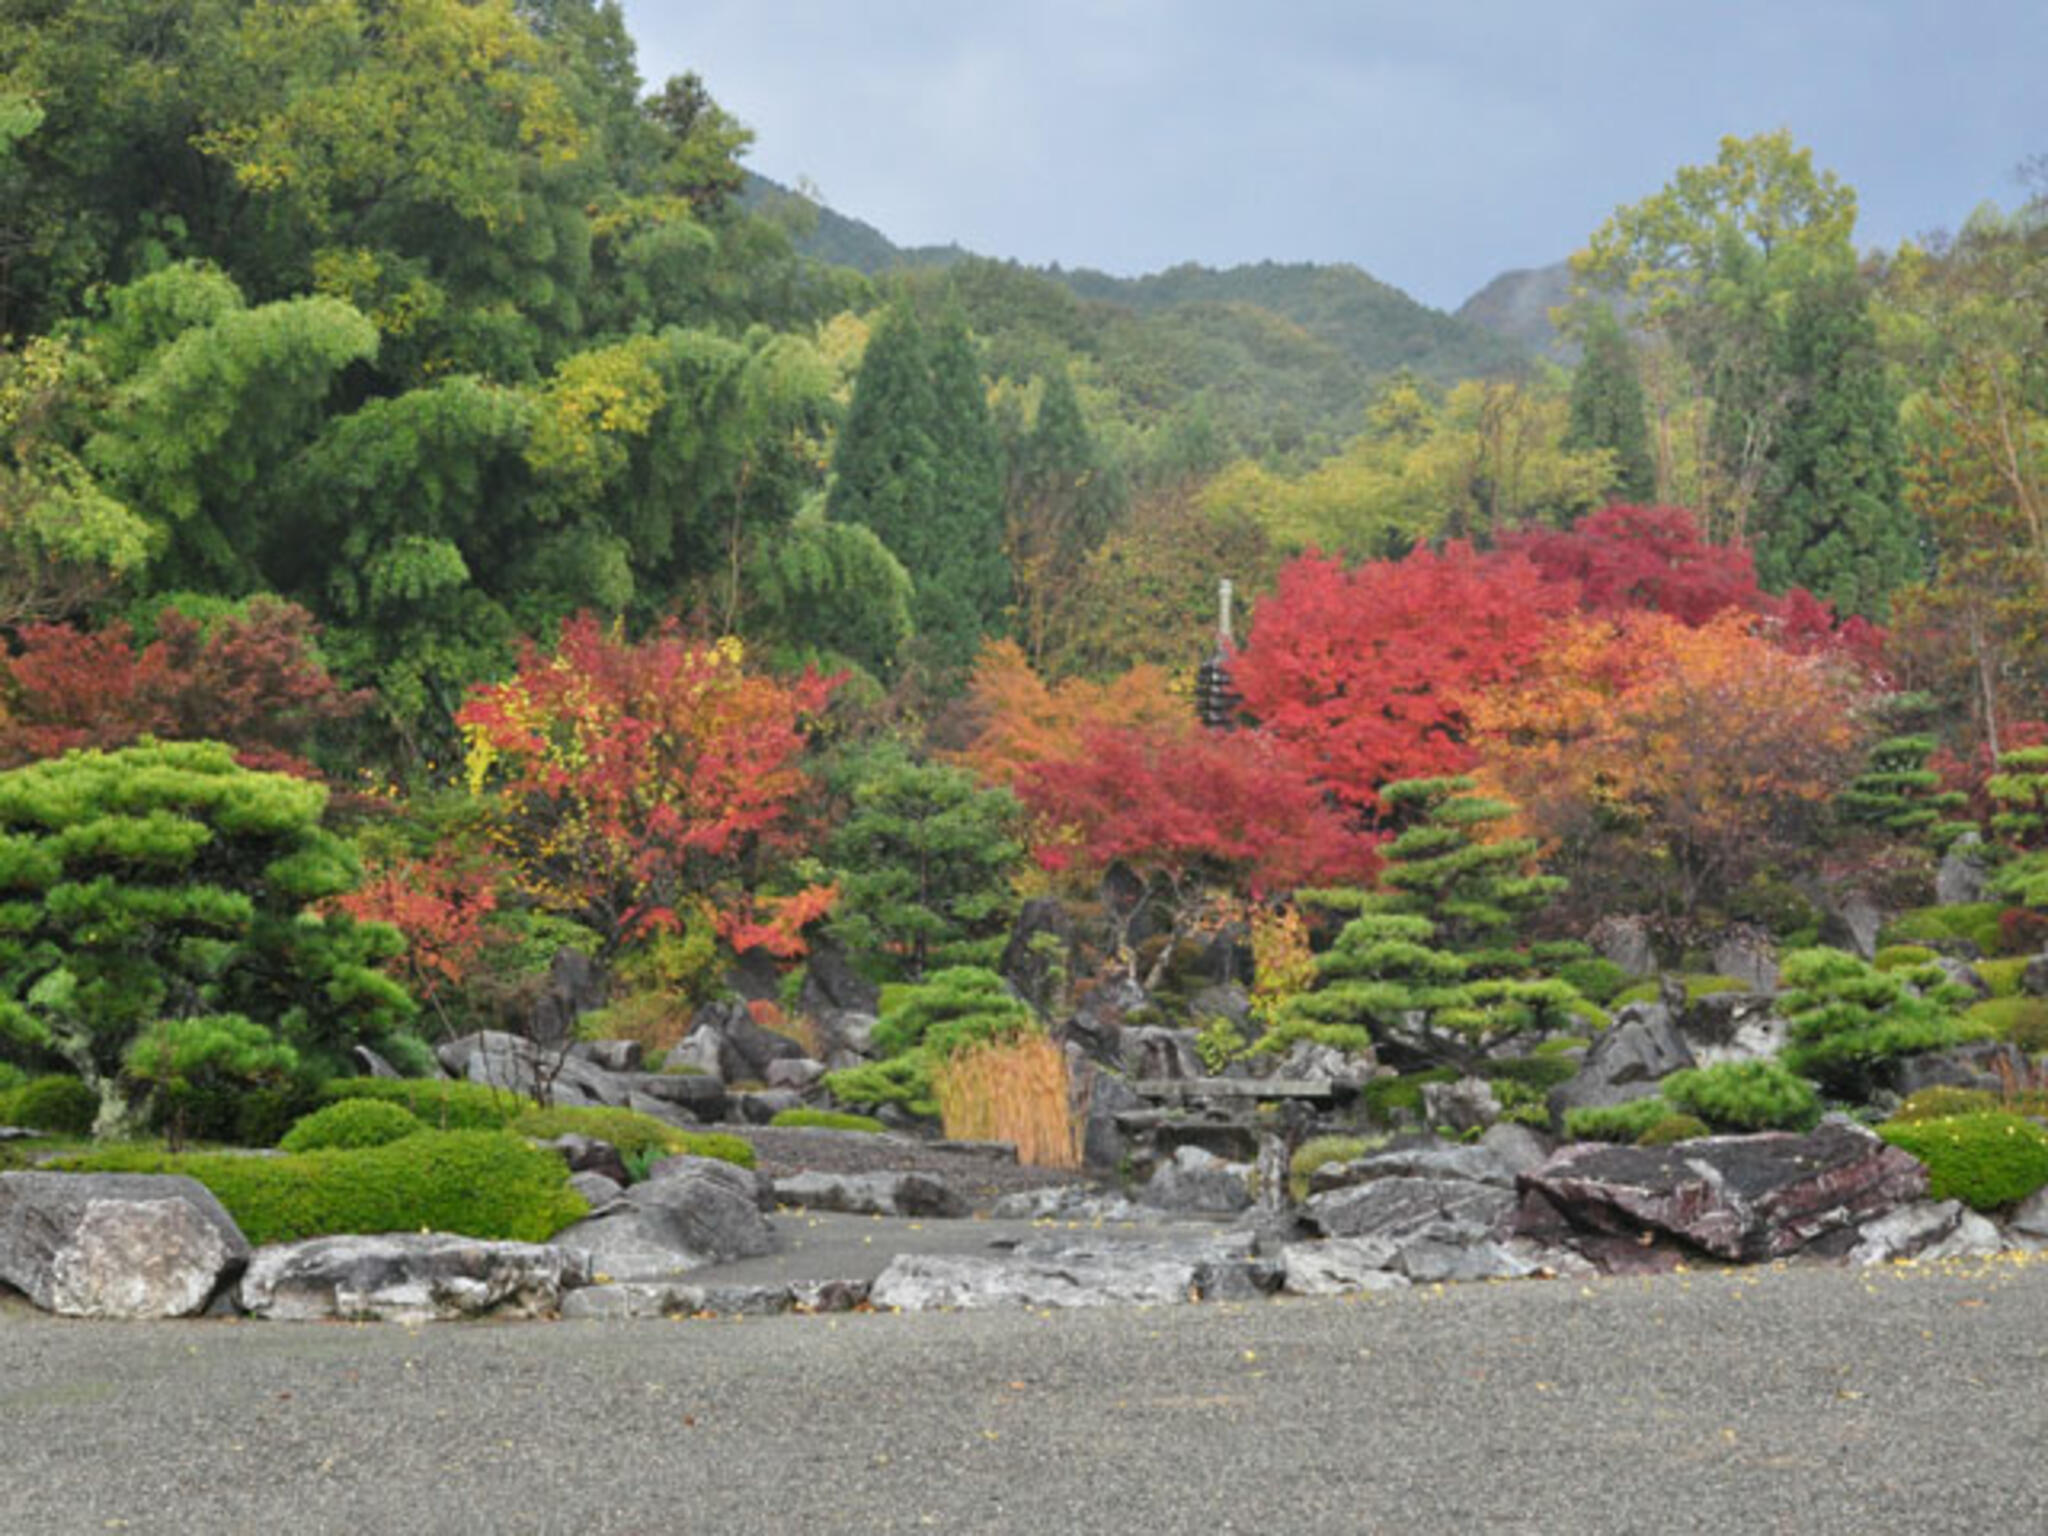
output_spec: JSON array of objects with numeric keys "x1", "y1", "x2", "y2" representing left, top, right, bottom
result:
[{"x1": 239, "y1": 1234, "x2": 593, "y2": 1322}]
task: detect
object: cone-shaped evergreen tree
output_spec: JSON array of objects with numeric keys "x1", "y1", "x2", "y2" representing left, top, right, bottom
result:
[{"x1": 1564, "y1": 307, "x2": 1656, "y2": 503}]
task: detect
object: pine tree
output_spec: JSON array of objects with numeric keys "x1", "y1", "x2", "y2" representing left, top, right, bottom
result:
[
  {"x1": 1756, "y1": 273, "x2": 1918, "y2": 618},
  {"x1": 1563, "y1": 307, "x2": 1656, "y2": 502},
  {"x1": 1837, "y1": 692, "x2": 1972, "y2": 850}
]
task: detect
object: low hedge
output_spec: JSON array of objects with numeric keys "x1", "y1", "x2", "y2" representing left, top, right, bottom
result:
[
  {"x1": 510, "y1": 1105, "x2": 756, "y2": 1169},
  {"x1": 317, "y1": 1077, "x2": 536, "y2": 1130},
  {"x1": 1564, "y1": 1096, "x2": 1673, "y2": 1144},
  {"x1": 54, "y1": 1130, "x2": 588, "y2": 1244},
  {"x1": 1658, "y1": 1060, "x2": 1822, "y2": 1133},
  {"x1": 1878, "y1": 1112, "x2": 2048, "y2": 1213}
]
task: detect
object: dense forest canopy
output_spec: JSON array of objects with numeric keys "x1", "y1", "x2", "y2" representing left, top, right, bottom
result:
[{"x1": 3, "y1": 1, "x2": 2048, "y2": 1150}]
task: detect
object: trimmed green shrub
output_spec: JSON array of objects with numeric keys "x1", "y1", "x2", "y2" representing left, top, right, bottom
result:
[
  {"x1": 54, "y1": 1130, "x2": 588, "y2": 1243},
  {"x1": 1556, "y1": 957, "x2": 1630, "y2": 1005},
  {"x1": 1778, "y1": 947, "x2": 1990, "y2": 1098},
  {"x1": 1890, "y1": 1086, "x2": 2000, "y2": 1123},
  {"x1": 1289, "y1": 1135, "x2": 1380, "y2": 1201},
  {"x1": 1881, "y1": 903, "x2": 2004, "y2": 957},
  {"x1": 279, "y1": 1098, "x2": 422, "y2": 1153},
  {"x1": 1963, "y1": 996, "x2": 2048, "y2": 1053},
  {"x1": 823, "y1": 1054, "x2": 936, "y2": 1118},
  {"x1": 0, "y1": 1063, "x2": 27, "y2": 1096},
  {"x1": 1874, "y1": 944, "x2": 1940, "y2": 972},
  {"x1": 0, "y1": 1076, "x2": 98, "y2": 1136},
  {"x1": 1974, "y1": 958, "x2": 2029, "y2": 999},
  {"x1": 509, "y1": 1105, "x2": 756, "y2": 1169},
  {"x1": 619, "y1": 1132, "x2": 758, "y2": 1183},
  {"x1": 1564, "y1": 1096, "x2": 1673, "y2": 1143},
  {"x1": 769, "y1": 1108, "x2": 887, "y2": 1134},
  {"x1": 1610, "y1": 974, "x2": 1747, "y2": 1010},
  {"x1": 1636, "y1": 1113, "x2": 1713, "y2": 1147},
  {"x1": 1360, "y1": 1067, "x2": 1459, "y2": 1124},
  {"x1": 1658, "y1": 1060, "x2": 1822, "y2": 1133},
  {"x1": 1878, "y1": 1112, "x2": 2048, "y2": 1212},
  {"x1": 318, "y1": 1077, "x2": 534, "y2": 1130}
]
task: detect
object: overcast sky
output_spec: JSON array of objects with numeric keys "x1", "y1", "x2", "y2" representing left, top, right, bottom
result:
[{"x1": 619, "y1": 2, "x2": 2046, "y2": 312}]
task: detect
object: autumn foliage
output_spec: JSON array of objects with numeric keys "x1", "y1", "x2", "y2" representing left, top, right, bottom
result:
[
  {"x1": 1232, "y1": 542, "x2": 1577, "y2": 823},
  {"x1": 1467, "y1": 610, "x2": 1877, "y2": 913},
  {"x1": 456, "y1": 615, "x2": 838, "y2": 956},
  {"x1": 0, "y1": 597, "x2": 365, "y2": 773}
]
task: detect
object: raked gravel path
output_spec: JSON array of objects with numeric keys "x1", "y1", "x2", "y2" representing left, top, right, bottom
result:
[{"x1": 5, "y1": 1251, "x2": 2048, "y2": 1533}]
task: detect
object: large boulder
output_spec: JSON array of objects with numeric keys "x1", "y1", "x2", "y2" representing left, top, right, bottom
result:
[
  {"x1": 1304, "y1": 1174, "x2": 1517, "y2": 1246},
  {"x1": 1672, "y1": 991, "x2": 1788, "y2": 1068},
  {"x1": 1516, "y1": 1119, "x2": 1929, "y2": 1265},
  {"x1": 1937, "y1": 832, "x2": 1992, "y2": 907},
  {"x1": 0, "y1": 1172, "x2": 248, "y2": 1319},
  {"x1": 1588, "y1": 915, "x2": 1658, "y2": 977},
  {"x1": 437, "y1": 1030, "x2": 627, "y2": 1109},
  {"x1": 1709, "y1": 927, "x2": 1779, "y2": 994},
  {"x1": 1138, "y1": 1145, "x2": 1254, "y2": 1216},
  {"x1": 1547, "y1": 1006, "x2": 1695, "y2": 1126},
  {"x1": 687, "y1": 998, "x2": 807, "y2": 1085},
  {"x1": 554, "y1": 1156, "x2": 775, "y2": 1281},
  {"x1": 239, "y1": 1235, "x2": 591, "y2": 1322},
  {"x1": 1001, "y1": 898, "x2": 1079, "y2": 1017},
  {"x1": 869, "y1": 1230, "x2": 1265, "y2": 1311},
  {"x1": 1848, "y1": 1200, "x2": 2005, "y2": 1266},
  {"x1": 772, "y1": 1171, "x2": 969, "y2": 1219},
  {"x1": 616, "y1": 1071, "x2": 729, "y2": 1124}
]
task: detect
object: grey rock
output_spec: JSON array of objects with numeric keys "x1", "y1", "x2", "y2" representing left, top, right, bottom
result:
[
  {"x1": 1588, "y1": 914, "x2": 1658, "y2": 977},
  {"x1": 764, "y1": 1057, "x2": 828, "y2": 1093},
  {"x1": 1517, "y1": 1119, "x2": 1929, "y2": 1264},
  {"x1": 1139, "y1": 1145, "x2": 1254, "y2": 1215},
  {"x1": 1850, "y1": 1200, "x2": 2006, "y2": 1266},
  {"x1": 1675, "y1": 992, "x2": 1789, "y2": 1068},
  {"x1": 799, "y1": 938, "x2": 879, "y2": 1019},
  {"x1": 1309, "y1": 1142, "x2": 1515, "y2": 1195},
  {"x1": 1709, "y1": 927, "x2": 1779, "y2": 994},
  {"x1": 1421, "y1": 1076, "x2": 1500, "y2": 1135},
  {"x1": 817, "y1": 1011, "x2": 878, "y2": 1071},
  {"x1": 1074, "y1": 1058, "x2": 1141, "y2": 1172},
  {"x1": 350, "y1": 1044, "x2": 403, "y2": 1079},
  {"x1": 689, "y1": 998, "x2": 806, "y2": 1084},
  {"x1": 1268, "y1": 1039, "x2": 1375, "y2": 1086},
  {"x1": 1888, "y1": 1041, "x2": 2032, "y2": 1098},
  {"x1": 0, "y1": 1172, "x2": 249, "y2": 1319},
  {"x1": 239, "y1": 1234, "x2": 590, "y2": 1322},
  {"x1": 642, "y1": 1152, "x2": 775, "y2": 1211},
  {"x1": 542, "y1": 1133, "x2": 628, "y2": 1185},
  {"x1": 661, "y1": 1033, "x2": 727, "y2": 1081},
  {"x1": 1394, "y1": 1237, "x2": 1540, "y2": 1285},
  {"x1": 987, "y1": 1187, "x2": 1150, "y2": 1223},
  {"x1": 1306, "y1": 1175, "x2": 1518, "y2": 1245},
  {"x1": 1931, "y1": 957, "x2": 1991, "y2": 1002},
  {"x1": 568, "y1": 1171, "x2": 625, "y2": 1211},
  {"x1": 772, "y1": 1170, "x2": 970, "y2": 1220},
  {"x1": 1548, "y1": 1006, "x2": 1696, "y2": 1125},
  {"x1": 556, "y1": 1156, "x2": 776, "y2": 1280},
  {"x1": 2003, "y1": 1184, "x2": 2048, "y2": 1239},
  {"x1": 733, "y1": 1088, "x2": 805, "y2": 1124},
  {"x1": 558, "y1": 1279, "x2": 800, "y2": 1320},
  {"x1": 571, "y1": 1039, "x2": 644, "y2": 1074},
  {"x1": 1819, "y1": 892, "x2": 1884, "y2": 963},
  {"x1": 527, "y1": 948, "x2": 607, "y2": 1048},
  {"x1": 869, "y1": 1231, "x2": 1256, "y2": 1311},
  {"x1": 438, "y1": 1030, "x2": 626, "y2": 1109},
  {"x1": 1185, "y1": 983, "x2": 1252, "y2": 1035},
  {"x1": 1479, "y1": 1122, "x2": 1557, "y2": 1180},
  {"x1": 1122, "y1": 1026, "x2": 1202, "y2": 1082},
  {"x1": 617, "y1": 1070, "x2": 728, "y2": 1122},
  {"x1": 2025, "y1": 954, "x2": 2048, "y2": 999},
  {"x1": 1001, "y1": 897, "x2": 1079, "y2": 1017},
  {"x1": 1280, "y1": 1237, "x2": 1409, "y2": 1297},
  {"x1": 1937, "y1": 833, "x2": 1992, "y2": 907}
]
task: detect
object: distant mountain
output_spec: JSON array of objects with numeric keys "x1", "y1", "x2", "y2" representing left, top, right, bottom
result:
[
  {"x1": 1456, "y1": 261, "x2": 1575, "y2": 360},
  {"x1": 743, "y1": 174, "x2": 1532, "y2": 388}
]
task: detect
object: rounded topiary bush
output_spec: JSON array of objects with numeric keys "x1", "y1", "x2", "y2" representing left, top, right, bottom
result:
[
  {"x1": 1659, "y1": 1060, "x2": 1822, "y2": 1133},
  {"x1": 769, "y1": 1108, "x2": 887, "y2": 1134},
  {"x1": 56, "y1": 1130, "x2": 588, "y2": 1244},
  {"x1": 279, "y1": 1097, "x2": 422, "y2": 1153},
  {"x1": 1878, "y1": 1112, "x2": 2048, "y2": 1213},
  {"x1": 1, "y1": 1075, "x2": 98, "y2": 1136},
  {"x1": 1964, "y1": 996, "x2": 2048, "y2": 1053}
]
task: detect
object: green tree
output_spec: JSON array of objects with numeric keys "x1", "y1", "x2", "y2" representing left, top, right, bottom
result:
[
  {"x1": 823, "y1": 744, "x2": 1024, "y2": 980},
  {"x1": 0, "y1": 741, "x2": 416, "y2": 1137},
  {"x1": 1563, "y1": 306, "x2": 1656, "y2": 502},
  {"x1": 745, "y1": 506, "x2": 915, "y2": 678},
  {"x1": 1758, "y1": 271, "x2": 1915, "y2": 616}
]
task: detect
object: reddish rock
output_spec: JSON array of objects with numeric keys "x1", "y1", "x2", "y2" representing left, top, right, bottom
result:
[{"x1": 1515, "y1": 1120, "x2": 1928, "y2": 1265}]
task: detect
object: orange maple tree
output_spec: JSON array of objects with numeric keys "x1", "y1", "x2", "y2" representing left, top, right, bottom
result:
[
  {"x1": 1467, "y1": 610, "x2": 1877, "y2": 915},
  {"x1": 457, "y1": 614, "x2": 838, "y2": 957}
]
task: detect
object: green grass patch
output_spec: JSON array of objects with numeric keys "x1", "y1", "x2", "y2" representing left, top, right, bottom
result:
[
  {"x1": 1881, "y1": 902, "x2": 2005, "y2": 956},
  {"x1": 53, "y1": 1130, "x2": 588, "y2": 1244},
  {"x1": 1974, "y1": 958, "x2": 2030, "y2": 999},
  {"x1": 317, "y1": 1077, "x2": 535, "y2": 1130},
  {"x1": 1878, "y1": 1112, "x2": 2048, "y2": 1213},
  {"x1": 769, "y1": 1108, "x2": 887, "y2": 1134},
  {"x1": 1963, "y1": 996, "x2": 2048, "y2": 1053},
  {"x1": 510, "y1": 1105, "x2": 755, "y2": 1169}
]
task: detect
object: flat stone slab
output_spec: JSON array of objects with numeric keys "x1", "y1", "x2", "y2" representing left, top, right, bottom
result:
[
  {"x1": 1132, "y1": 1078, "x2": 1343, "y2": 1103},
  {"x1": 239, "y1": 1234, "x2": 592, "y2": 1322}
]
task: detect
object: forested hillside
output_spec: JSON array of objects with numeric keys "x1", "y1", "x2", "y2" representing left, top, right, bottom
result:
[{"x1": 3, "y1": 1, "x2": 2048, "y2": 1204}]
